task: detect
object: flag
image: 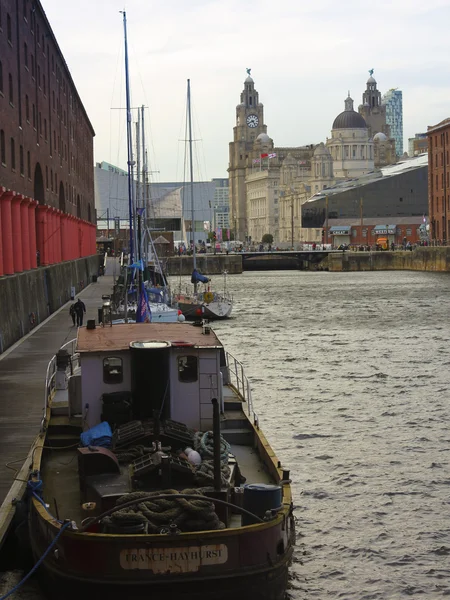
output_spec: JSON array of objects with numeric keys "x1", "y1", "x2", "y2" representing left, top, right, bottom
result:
[
  {"x1": 136, "y1": 282, "x2": 152, "y2": 323},
  {"x1": 252, "y1": 158, "x2": 261, "y2": 164},
  {"x1": 260, "y1": 153, "x2": 268, "y2": 158},
  {"x1": 227, "y1": 228, "x2": 230, "y2": 240},
  {"x1": 268, "y1": 153, "x2": 277, "y2": 159}
]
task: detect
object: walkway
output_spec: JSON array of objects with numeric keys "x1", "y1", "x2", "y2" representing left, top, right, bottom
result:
[{"x1": 0, "y1": 258, "x2": 118, "y2": 513}]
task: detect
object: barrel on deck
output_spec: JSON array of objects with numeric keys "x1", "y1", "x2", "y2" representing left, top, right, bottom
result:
[{"x1": 242, "y1": 484, "x2": 282, "y2": 526}]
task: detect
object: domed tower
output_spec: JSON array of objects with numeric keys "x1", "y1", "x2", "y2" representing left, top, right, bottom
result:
[
  {"x1": 358, "y1": 69, "x2": 390, "y2": 139},
  {"x1": 310, "y1": 143, "x2": 334, "y2": 193},
  {"x1": 228, "y1": 70, "x2": 267, "y2": 240},
  {"x1": 327, "y1": 93, "x2": 374, "y2": 178}
]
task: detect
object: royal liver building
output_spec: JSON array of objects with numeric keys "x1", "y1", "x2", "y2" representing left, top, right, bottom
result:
[{"x1": 228, "y1": 70, "x2": 398, "y2": 246}]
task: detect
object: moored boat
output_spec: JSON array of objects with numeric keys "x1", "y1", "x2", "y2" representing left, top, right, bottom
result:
[{"x1": 27, "y1": 320, "x2": 295, "y2": 600}]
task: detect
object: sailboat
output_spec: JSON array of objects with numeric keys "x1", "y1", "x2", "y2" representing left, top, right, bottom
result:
[{"x1": 170, "y1": 80, "x2": 233, "y2": 320}]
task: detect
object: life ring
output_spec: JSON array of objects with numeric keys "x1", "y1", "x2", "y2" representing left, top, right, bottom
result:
[
  {"x1": 29, "y1": 312, "x2": 36, "y2": 326},
  {"x1": 203, "y1": 292, "x2": 214, "y2": 304}
]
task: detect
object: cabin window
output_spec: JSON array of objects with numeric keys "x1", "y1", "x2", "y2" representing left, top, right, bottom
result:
[
  {"x1": 178, "y1": 356, "x2": 198, "y2": 383},
  {"x1": 103, "y1": 357, "x2": 123, "y2": 384}
]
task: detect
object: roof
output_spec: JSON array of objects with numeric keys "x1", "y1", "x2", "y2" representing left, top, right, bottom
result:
[
  {"x1": 333, "y1": 110, "x2": 367, "y2": 129},
  {"x1": 305, "y1": 154, "x2": 428, "y2": 204},
  {"x1": 77, "y1": 323, "x2": 222, "y2": 353},
  {"x1": 325, "y1": 217, "x2": 424, "y2": 227}
]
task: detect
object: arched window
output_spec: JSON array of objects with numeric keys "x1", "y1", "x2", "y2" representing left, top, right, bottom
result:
[
  {"x1": 8, "y1": 73, "x2": 13, "y2": 104},
  {"x1": 7, "y1": 13, "x2": 12, "y2": 43},
  {"x1": 10, "y1": 137, "x2": 15, "y2": 170},
  {"x1": 0, "y1": 130, "x2": 6, "y2": 164},
  {"x1": 19, "y1": 145, "x2": 24, "y2": 175},
  {"x1": 0, "y1": 61, "x2": 3, "y2": 94}
]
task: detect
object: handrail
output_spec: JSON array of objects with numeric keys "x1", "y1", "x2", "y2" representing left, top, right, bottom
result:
[
  {"x1": 224, "y1": 351, "x2": 253, "y2": 416},
  {"x1": 41, "y1": 338, "x2": 78, "y2": 431}
]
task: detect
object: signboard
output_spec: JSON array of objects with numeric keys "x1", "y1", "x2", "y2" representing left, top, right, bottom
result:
[
  {"x1": 120, "y1": 544, "x2": 228, "y2": 573},
  {"x1": 331, "y1": 230, "x2": 350, "y2": 236},
  {"x1": 114, "y1": 217, "x2": 120, "y2": 236}
]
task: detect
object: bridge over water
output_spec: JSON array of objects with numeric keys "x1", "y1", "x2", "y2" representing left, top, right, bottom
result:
[{"x1": 238, "y1": 250, "x2": 338, "y2": 271}]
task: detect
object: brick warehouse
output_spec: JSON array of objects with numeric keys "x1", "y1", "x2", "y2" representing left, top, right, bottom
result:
[
  {"x1": 427, "y1": 118, "x2": 450, "y2": 243},
  {"x1": 0, "y1": 0, "x2": 96, "y2": 276}
]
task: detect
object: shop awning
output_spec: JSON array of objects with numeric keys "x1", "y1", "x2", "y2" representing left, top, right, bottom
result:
[
  {"x1": 373, "y1": 225, "x2": 396, "y2": 234},
  {"x1": 329, "y1": 225, "x2": 351, "y2": 235}
]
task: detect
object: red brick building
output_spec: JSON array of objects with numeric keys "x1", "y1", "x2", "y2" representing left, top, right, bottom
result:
[
  {"x1": 325, "y1": 217, "x2": 424, "y2": 248},
  {"x1": 0, "y1": 0, "x2": 96, "y2": 275},
  {"x1": 427, "y1": 118, "x2": 450, "y2": 243}
]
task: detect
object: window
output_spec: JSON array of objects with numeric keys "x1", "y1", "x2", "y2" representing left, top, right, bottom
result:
[
  {"x1": 406, "y1": 228, "x2": 412, "y2": 235},
  {"x1": 8, "y1": 73, "x2": 13, "y2": 104},
  {"x1": 27, "y1": 150, "x2": 30, "y2": 178},
  {"x1": 25, "y1": 95, "x2": 29, "y2": 121},
  {"x1": 0, "y1": 61, "x2": 3, "y2": 94},
  {"x1": 0, "y1": 130, "x2": 5, "y2": 164},
  {"x1": 10, "y1": 137, "x2": 15, "y2": 170},
  {"x1": 24, "y1": 43, "x2": 28, "y2": 68},
  {"x1": 19, "y1": 145, "x2": 24, "y2": 175},
  {"x1": 103, "y1": 357, "x2": 123, "y2": 384},
  {"x1": 7, "y1": 13, "x2": 11, "y2": 44},
  {"x1": 178, "y1": 356, "x2": 198, "y2": 383}
]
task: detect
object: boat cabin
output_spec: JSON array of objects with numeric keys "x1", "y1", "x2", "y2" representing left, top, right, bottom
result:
[{"x1": 73, "y1": 323, "x2": 224, "y2": 433}]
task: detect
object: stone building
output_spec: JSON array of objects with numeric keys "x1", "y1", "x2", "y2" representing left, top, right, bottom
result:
[
  {"x1": 228, "y1": 72, "x2": 314, "y2": 242},
  {"x1": 427, "y1": 118, "x2": 450, "y2": 242},
  {"x1": 326, "y1": 94, "x2": 374, "y2": 178},
  {"x1": 358, "y1": 71, "x2": 397, "y2": 166}
]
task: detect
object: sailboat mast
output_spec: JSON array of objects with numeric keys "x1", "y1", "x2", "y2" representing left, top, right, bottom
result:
[
  {"x1": 122, "y1": 10, "x2": 135, "y2": 264},
  {"x1": 187, "y1": 79, "x2": 197, "y2": 291}
]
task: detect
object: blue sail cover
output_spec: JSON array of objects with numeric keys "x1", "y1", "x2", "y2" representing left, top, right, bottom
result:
[{"x1": 191, "y1": 269, "x2": 210, "y2": 284}]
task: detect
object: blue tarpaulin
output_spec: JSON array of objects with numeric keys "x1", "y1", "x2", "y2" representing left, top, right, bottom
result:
[
  {"x1": 80, "y1": 421, "x2": 113, "y2": 448},
  {"x1": 191, "y1": 269, "x2": 209, "y2": 284}
]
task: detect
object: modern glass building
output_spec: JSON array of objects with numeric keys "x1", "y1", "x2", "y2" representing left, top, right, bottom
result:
[{"x1": 382, "y1": 89, "x2": 403, "y2": 156}]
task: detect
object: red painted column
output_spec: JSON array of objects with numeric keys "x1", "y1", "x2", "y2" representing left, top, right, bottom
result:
[
  {"x1": 56, "y1": 210, "x2": 62, "y2": 263},
  {"x1": 0, "y1": 187, "x2": 5, "y2": 277},
  {"x1": 69, "y1": 216, "x2": 75, "y2": 259},
  {"x1": 78, "y1": 220, "x2": 82, "y2": 258},
  {"x1": 11, "y1": 195, "x2": 23, "y2": 273},
  {"x1": 28, "y1": 200, "x2": 38, "y2": 268},
  {"x1": 36, "y1": 205, "x2": 49, "y2": 266},
  {"x1": 20, "y1": 197, "x2": 31, "y2": 271},
  {"x1": 1, "y1": 191, "x2": 15, "y2": 275},
  {"x1": 48, "y1": 208, "x2": 55, "y2": 264},
  {"x1": 60, "y1": 214, "x2": 67, "y2": 261}
]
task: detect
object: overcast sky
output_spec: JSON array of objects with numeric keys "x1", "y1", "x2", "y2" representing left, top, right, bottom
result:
[{"x1": 42, "y1": 0, "x2": 450, "y2": 183}]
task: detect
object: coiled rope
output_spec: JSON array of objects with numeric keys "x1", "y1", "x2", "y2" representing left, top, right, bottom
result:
[{"x1": 101, "y1": 488, "x2": 225, "y2": 533}]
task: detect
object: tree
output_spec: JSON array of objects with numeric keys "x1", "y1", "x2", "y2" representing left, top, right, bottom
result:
[{"x1": 262, "y1": 233, "x2": 273, "y2": 244}]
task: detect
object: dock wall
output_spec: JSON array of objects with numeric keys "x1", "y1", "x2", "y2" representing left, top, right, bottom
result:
[
  {"x1": 0, "y1": 256, "x2": 100, "y2": 353},
  {"x1": 166, "y1": 255, "x2": 242, "y2": 276},
  {"x1": 327, "y1": 247, "x2": 450, "y2": 272}
]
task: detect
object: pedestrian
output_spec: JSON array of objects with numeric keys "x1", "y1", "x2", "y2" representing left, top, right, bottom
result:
[
  {"x1": 73, "y1": 298, "x2": 86, "y2": 327},
  {"x1": 69, "y1": 303, "x2": 76, "y2": 326}
]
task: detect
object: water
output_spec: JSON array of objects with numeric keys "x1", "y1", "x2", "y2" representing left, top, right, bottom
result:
[
  {"x1": 211, "y1": 270, "x2": 450, "y2": 599},
  {"x1": 2, "y1": 269, "x2": 450, "y2": 598}
]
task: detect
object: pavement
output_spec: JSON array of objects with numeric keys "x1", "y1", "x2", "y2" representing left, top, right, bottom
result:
[{"x1": 0, "y1": 257, "x2": 118, "y2": 504}]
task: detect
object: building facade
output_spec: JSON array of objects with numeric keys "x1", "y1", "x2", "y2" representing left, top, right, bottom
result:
[
  {"x1": 327, "y1": 94, "x2": 375, "y2": 178},
  {"x1": 0, "y1": 0, "x2": 96, "y2": 276},
  {"x1": 408, "y1": 133, "x2": 428, "y2": 157},
  {"x1": 325, "y1": 217, "x2": 424, "y2": 247},
  {"x1": 427, "y1": 118, "x2": 450, "y2": 243},
  {"x1": 383, "y1": 89, "x2": 403, "y2": 156}
]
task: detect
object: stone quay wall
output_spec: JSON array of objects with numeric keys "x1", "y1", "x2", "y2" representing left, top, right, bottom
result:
[
  {"x1": 166, "y1": 255, "x2": 242, "y2": 276},
  {"x1": 0, "y1": 256, "x2": 100, "y2": 353},
  {"x1": 327, "y1": 247, "x2": 450, "y2": 272}
]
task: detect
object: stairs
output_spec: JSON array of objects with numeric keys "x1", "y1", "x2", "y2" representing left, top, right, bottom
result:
[{"x1": 221, "y1": 410, "x2": 254, "y2": 446}]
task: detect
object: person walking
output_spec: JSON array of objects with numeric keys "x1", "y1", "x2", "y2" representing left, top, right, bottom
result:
[
  {"x1": 73, "y1": 298, "x2": 86, "y2": 327},
  {"x1": 69, "y1": 303, "x2": 76, "y2": 326}
]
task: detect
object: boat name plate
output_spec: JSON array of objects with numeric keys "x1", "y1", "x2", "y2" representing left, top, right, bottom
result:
[{"x1": 120, "y1": 544, "x2": 228, "y2": 572}]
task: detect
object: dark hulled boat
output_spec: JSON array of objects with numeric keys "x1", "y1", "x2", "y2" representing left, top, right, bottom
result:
[{"x1": 28, "y1": 321, "x2": 295, "y2": 600}]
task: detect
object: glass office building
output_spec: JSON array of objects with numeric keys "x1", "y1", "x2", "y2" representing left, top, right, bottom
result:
[{"x1": 382, "y1": 89, "x2": 403, "y2": 156}]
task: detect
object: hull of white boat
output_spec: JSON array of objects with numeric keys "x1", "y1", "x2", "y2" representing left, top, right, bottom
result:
[{"x1": 176, "y1": 299, "x2": 232, "y2": 320}]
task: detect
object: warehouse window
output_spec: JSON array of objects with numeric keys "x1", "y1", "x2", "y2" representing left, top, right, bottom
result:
[
  {"x1": 178, "y1": 356, "x2": 198, "y2": 383},
  {"x1": 0, "y1": 130, "x2": 6, "y2": 164}
]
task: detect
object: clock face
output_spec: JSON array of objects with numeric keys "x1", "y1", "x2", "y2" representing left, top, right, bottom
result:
[{"x1": 246, "y1": 114, "x2": 259, "y2": 128}]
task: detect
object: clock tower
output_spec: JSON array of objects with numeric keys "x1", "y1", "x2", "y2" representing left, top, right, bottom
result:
[{"x1": 228, "y1": 70, "x2": 266, "y2": 241}]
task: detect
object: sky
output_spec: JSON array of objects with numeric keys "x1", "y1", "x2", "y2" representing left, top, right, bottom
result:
[{"x1": 41, "y1": 0, "x2": 450, "y2": 183}]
